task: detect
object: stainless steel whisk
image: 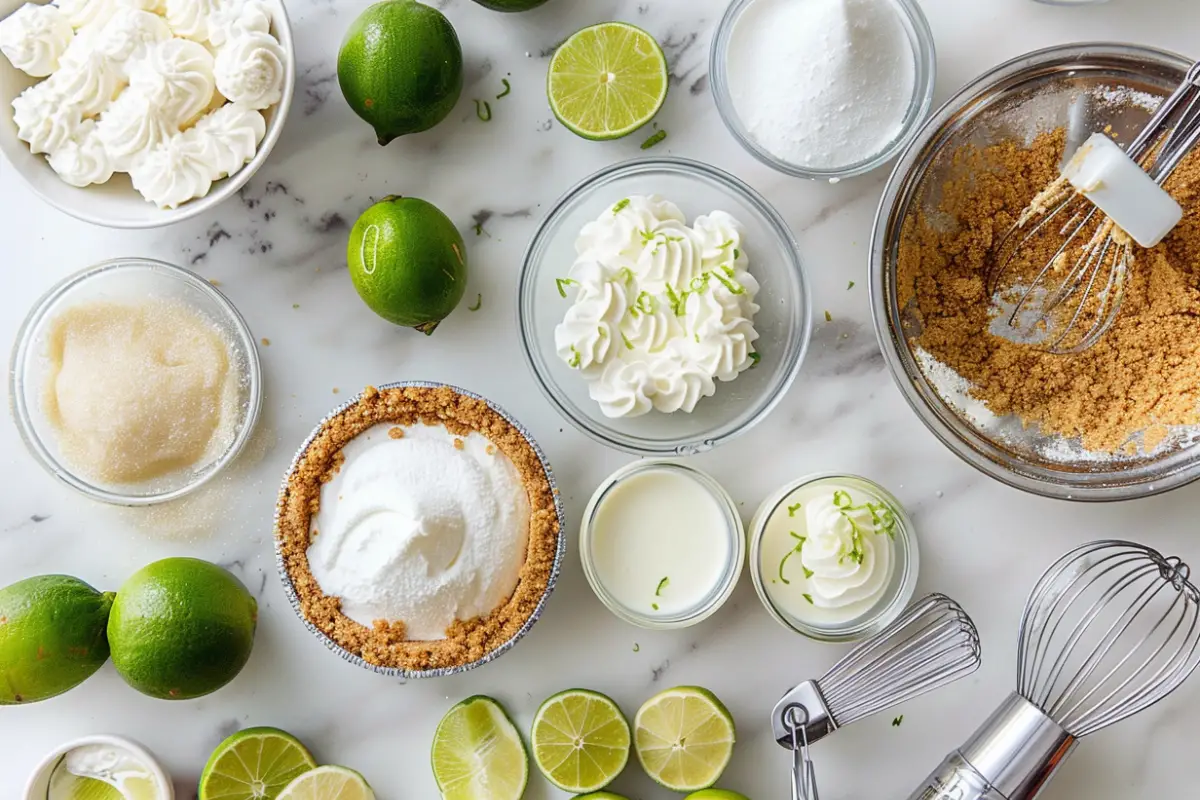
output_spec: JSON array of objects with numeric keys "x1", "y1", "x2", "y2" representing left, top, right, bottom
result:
[
  {"x1": 772, "y1": 594, "x2": 982, "y2": 800},
  {"x1": 906, "y1": 540, "x2": 1200, "y2": 800},
  {"x1": 989, "y1": 61, "x2": 1200, "y2": 353}
]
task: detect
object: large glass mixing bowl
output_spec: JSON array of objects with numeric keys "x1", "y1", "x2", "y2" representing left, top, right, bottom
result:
[{"x1": 871, "y1": 43, "x2": 1197, "y2": 501}]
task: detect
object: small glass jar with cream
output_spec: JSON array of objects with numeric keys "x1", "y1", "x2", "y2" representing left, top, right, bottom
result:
[
  {"x1": 749, "y1": 473, "x2": 918, "y2": 641},
  {"x1": 580, "y1": 460, "x2": 745, "y2": 629}
]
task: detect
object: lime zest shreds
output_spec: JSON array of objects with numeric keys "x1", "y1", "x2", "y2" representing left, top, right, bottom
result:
[
  {"x1": 713, "y1": 270, "x2": 744, "y2": 295},
  {"x1": 778, "y1": 532, "x2": 806, "y2": 585},
  {"x1": 569, "y1": 346, "x2": 582, "y2": 368},
  {"x1": 655, "y1": 577, "x2": 669, "y2": 597},
  {"x1": 497, "y1": 78, "x2": 512, "y2": 99},
  {"x1": 787, "y1": 502, "x2": 801, "y2": 516},
  {"x1": 748, "y1": 351, "x2": 760, "y2": 367},
  {"x1": 641, "y1": 129, "x2": 667, "y2": 149},
  {"x1": 803, "y1": 593, "x2": 814, "y2": 605},
  {"x1": 825, "y1": 310, "x2": 833, "y2": 322},
  {"x1": 621, "y1": 331, "x2": 634, "y2": 350},
  {"x1": 613, "y1": 198, "x2": 631, "y2": 215},
  {"x1": 848, "y1": 280, "x2": 856, "y2": 290},
  {"x1": 475, "y1": 99, "x2": 492, "y2": 121},
  {"x1": 557, "y1": 277, "x2": 578, "y2": 297},
  {"x1": 635, "y1": 291, "x2": 656, "y2": 314},
  {"x1": 468, "y1": 294, "x2": 482, "y2": 312}
]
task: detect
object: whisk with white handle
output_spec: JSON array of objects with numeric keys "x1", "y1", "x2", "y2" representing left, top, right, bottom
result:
[
  {"x1": 772, "y1": 594, "x2": 982, "y2": 800},
  {"x1": 988, "y1": 61, "x2": 1200, "y2": 353},
  {"x1": 906, "y1": 540, "x2": 1200, "y2": 800}
]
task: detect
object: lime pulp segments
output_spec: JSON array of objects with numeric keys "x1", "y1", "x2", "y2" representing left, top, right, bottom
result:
[
  {"x1": 275, "y1": 766, "x2": 375, "y2": 800},
  {"x1": 199, "y1": 727, "x2": 317, "y2": 800},
  {"x1": 634, "y1": 687, "x2": 736, "y2": 792},
  {"x1": 548, "y1": 22, "x2": 668, "y2": 140},
  {"x1": 432, "y1": 695, "x2": 529, "y2": 800},
  {"x1": 531, "y1": 689, "x2": 631, "y2": 793}
]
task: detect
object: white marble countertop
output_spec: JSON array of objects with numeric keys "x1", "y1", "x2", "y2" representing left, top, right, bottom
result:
[{"x1": 3, "y1": 0, "x2": 1200, "y2": 797}]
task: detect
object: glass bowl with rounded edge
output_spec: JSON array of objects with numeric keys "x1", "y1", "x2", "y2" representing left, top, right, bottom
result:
[
  {"x1": 710, "y1": 0, "x2": 936, "y2": 181},
  {"x1": 518, "y1": 156, "x2": 810, "y2": 456},
  {"x1": 871, "y1": 43, "x2": 1200, "y2": 501},
  {"x1": 748, "y1": 473, "x2": 919, "y2": 642},
  {"x1": 9, "y1": 258, "x2": 263, "y2": 505}
]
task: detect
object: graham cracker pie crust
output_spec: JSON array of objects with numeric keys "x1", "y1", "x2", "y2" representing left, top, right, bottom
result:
[{"x1": 276, "y1": 385, "x2": 560, "y2": 672}]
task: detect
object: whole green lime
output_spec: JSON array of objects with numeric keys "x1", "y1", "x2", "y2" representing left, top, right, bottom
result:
[
  {"x1": 347, "y1": 195, "x2": 468, "y2": 334},
  {"x1": 108, "y1": 558, "x2": 257, "y2": 700},
  {"x1": 338, "y1": 0, "x2": 463, "y2": 145},
  {"x1": 0, "y1": 575, "x2": 113, "y2": 705},
  {"x1": 685, "y1": 791, "x2": 752, "y2": 800},
  {"x1": 471, "y1": 0, "x2": 552, "y2": 10}
]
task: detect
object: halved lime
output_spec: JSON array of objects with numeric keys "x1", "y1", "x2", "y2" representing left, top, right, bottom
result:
[
  {"x1": 633, "y1": 687, "x2": 736, "y2": 792},
  {"x1": 52, "y1": 775, "x2": 123, "y2": 800},
  {"x1": 531, "y1": 689, "x2": 631, "y2": 793},
  {"x1": 548, "y1": 22, "x2": 668, "y2": 140},
  {"x1": 275, "y1": 766, "x2": 374, "y2": 800},
  {"x1": 199, "y1": 727, "x2": 317, "y2": 800},
  {"x1": 432, "y1": 695, "x2": 528, "y2": 800}
]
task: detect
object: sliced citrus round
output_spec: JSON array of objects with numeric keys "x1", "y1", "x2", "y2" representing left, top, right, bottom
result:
[
  {"x1": 432, "y1": 695, "x2": 528, "y2": 800},
  {"x1": 633, "y1": 686, "x2": 736, "y2": 792},
  {"x1": 531, "y1": 689, "x2": 631, "y2": 793},
  {"x1": 275, "y1": 766, "x2": 374, "y2": 800},
  {"x1": 548, "y1": 22, "x2": 668, "y2": 140},
  {"x1": 199, "y1": 726, "x2": 317, "y2": 800}
]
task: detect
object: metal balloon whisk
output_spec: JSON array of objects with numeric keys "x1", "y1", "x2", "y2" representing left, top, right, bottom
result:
[
  {"x1": 772, "y1": 594, "x2": 982, "y2": 800},
  {"x1": 907, "y1": 540, "x2": 1200, "y2": 800}
]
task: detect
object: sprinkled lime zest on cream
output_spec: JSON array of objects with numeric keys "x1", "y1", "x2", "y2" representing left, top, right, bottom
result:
[
  {"x1": 719, "y1": 239, "x2": 735, "y2": 250},
  {"x1": 635, "y1": 291, "x2": 656, "y2": 315},
  {"x1": 556, "y1": 277, "x2": 578, "y2": 297},
  {"x1": 847, "y1": 280, "x2": 856, "y2": 290},
  {"x1": 803, "y1": 566, "x2": 814, "y2": 579},
  {"x1": 468, "y1": 294, "x2": 482, "y2": 311},
  {"x1": 734, "y1": 248, "x2": 741, "y2": 260},
  {"x1": 787, "y1": 502, "x2": 801, "y2": 516},
  {"x1": 613, "y1": 198, "x2": 631, "y2": 215},
  {"x1": 475, "y1": 99, "x2": 492, "y2": 121},
  {"x1": 713, "y1": 270, "x2": 745, "y2": 295},
  {"x1": 720, "y1": 265, "x2": 736, "y2": 278},
  {"x1": 621, "y1": 331, "x2": 634, "y2": 350},
  {"x1": 694, "y1": 333, "x2": 700, "y2": 343},
  {"x1": 778, "y1": 531, "x2": 806, "y2": 585},
  {"x1": 598, "y1": 326, "x2": 608, "y2": 338},
  {"x1": 832, "y1": 489, "x2": 899, "y2": 564},
  {"x1": 656, "y1": 577, "x2": 670, "y2": 596},
  {"x1": 803, "y1": 593, "x2": 814, "y2": 605},
  {"x1": 618, "y1": 266, "x2": 635, "y2": 285},
  {"x1": 665, "y1": 284, "x2": 688, "y2": 316},
  {"x1": 568, "y1": 345, "x2": 582, "y2": 368},
  {"x1": 496, "y1": 78, "x2": 512, "y2": 99},
  {"x1": 825, "y1": 310, "x2": 833, "y2": 322},
  {"x1": 689, "y1": 273, "x2": 711, "y2": 293},
  {"x1": 749, "y1": 351, "x2": 761, "y2": 367},
  {"x1": 640, "y1": 228, "x2": 657, "y2": 244},
  {"x1": 641, "y1": 129, "x2": 667, "y2": 149}
]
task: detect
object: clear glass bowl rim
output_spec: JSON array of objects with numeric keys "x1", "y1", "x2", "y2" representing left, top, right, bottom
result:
[
  {"x1": 748, "y1": 472, "x2": 920, "y2": 642},
  {"x1": 869, "y1": 42, "x2": 1197, "y2": 502},
  {"x1": 8, "y1": 257, "x2": 263, "y2": 506},
  {"x1": 579, "y1": 459, "x2": 746, "y2": 630},
  {"x1": 517, "y1": 155, "x2": 812, "y2": 455},
  {"x1": 709, "y1": 0, "x2": 938, "y2": 180}
]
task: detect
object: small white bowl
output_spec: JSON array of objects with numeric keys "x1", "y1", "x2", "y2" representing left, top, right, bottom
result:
[
  {"x1": 24, "y1": 734, "x2": 175, "y2": 800},
  {"x1": 0, "y1": 0, "x2": 295, "y2": 228}
]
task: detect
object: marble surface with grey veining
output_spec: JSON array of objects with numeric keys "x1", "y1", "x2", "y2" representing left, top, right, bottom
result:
[{"x1": 3, "y1": 0, "x2": 1200, "y2": 797}]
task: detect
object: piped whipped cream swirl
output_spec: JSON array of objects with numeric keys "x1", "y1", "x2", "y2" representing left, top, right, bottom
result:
[
  {"x1": 554, "y1": 196, "x2": 761, "y2": 418},
  {"x1": 128, "y1": 37, "x2": 216, "y2": 127},
  {"x1": 213, "y1": 29, "x2": 283, "y2": 109},
  {"x1": 798, "y1": 491, "x2": 895, "y2": 610},
  {"x1": 47, "y1": 118, "x2": 113, "y2": 185},
  {"x1": 0, "y1": 3, "x2": 73, "y2": 77}
]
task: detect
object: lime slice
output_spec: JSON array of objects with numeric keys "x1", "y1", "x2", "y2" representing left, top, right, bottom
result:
[
  {"x1": 531, "y1": 689, "x2": 631, "y2": 793},
  {"x1": 199, "y1": 727, "x2": 317, "y2": 800},
  {"x1": 432, "y1": 695, "x2": 528, "y2": 800},
  {"x1": 57, "y1": 775, "x2": 123, "y2": 800},
  {"x1": 275, "y1": 766, "x2": 374, "y2": 800},
  {"x1": 548, "y1": 22, "x2": 668, "y2": 140},
  {"x1": 633, "y1": 687, "x2": 736, "y2": 792}
]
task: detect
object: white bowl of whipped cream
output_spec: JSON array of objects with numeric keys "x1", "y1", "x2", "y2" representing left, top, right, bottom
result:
[{"x1": 0, "y1": 0, "x2": 293, "y2": 228}]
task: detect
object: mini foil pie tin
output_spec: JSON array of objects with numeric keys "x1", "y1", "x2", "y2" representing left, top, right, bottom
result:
[{"x1": 273, "y1": 380, "x2": 568, "y2": 679}]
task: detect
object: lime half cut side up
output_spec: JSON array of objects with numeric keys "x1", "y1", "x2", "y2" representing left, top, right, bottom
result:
[
  {"x1": 634, "y1": 686, "x2": 736, "y2": 792},
  {"x1": 199, "y1": 727, "x2": 317, "y2": 800},
  {"x1": 275, "y1": 766, "x2": 374, "y2": 800},
  {"x1": 432, "y1": 695, "x2": 529, "y2": 800},
  {"x1": 531, "y1": 689, "x2": 631, "y2": 793},
  {"x1": 548, "y1": 22, "x2": 668, "y2": 140}
]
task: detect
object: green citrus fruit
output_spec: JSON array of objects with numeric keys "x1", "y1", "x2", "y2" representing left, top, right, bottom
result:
[
  {"x1": 471, "y1": 0, "x2": 551, "y2": 10},
  {"x1": 548, "y1": 22, "x2": 668, "y2": 140},
  {"x1": 276, "y1": 766, "x2": 374, "y2": 800},
  {"x1": 199, "y1": 727, "x2": 317, "y2": 800},
  {"x1": 573, "y1": 794, "x2": 630, "y2": 800},
  {"x1": 532, "y1": 689, "x2": 630, "y2": 793},
  {"x1": 338, "y1": 0, "x2": 463, "y2": 145},
  {"x1": 347, "y1": 195, "x2": 468, "y2": 334},
  {"x1": 432, "y1": 695, "x2": 528, "y2": 800},
  {"x1": 685, "y1": 791, "x2": 752, "y2": 800},
  {"x1": 0, "y1": 575, "x2": 113, "y2": 705},
  {"x1": 107, "y1": 558, "x2": 257, "y2": 700},
  {"x1": 634, "y1": 686, "x2": 736, "y2": 792}
]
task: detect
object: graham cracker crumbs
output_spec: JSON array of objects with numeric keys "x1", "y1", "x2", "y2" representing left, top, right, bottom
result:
[
  {"x1": 486, "y1": 444, "x2": 496, "y2": 455},
  {"x1": 261, "y1": 337, "x2": 271, "y2": 347},
  {"x1": 898, "y1": 130, "x2": 1200, "y2": 452},
  {"x1": 276, "y1": 385, "x2": 560, "y2": 672},
  {"x1": 453, "y1": 438, "x2": 465, "y2": 450},
  {"x1": 387, "y1": 426, "x2": 405, "y2": 439}
]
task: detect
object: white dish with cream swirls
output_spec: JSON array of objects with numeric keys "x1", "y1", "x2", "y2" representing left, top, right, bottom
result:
[
  {"x1": 553, "y1": 195, "x2": 762, "y2": 418},
  {"x1": 0, "y1": 0, "x2": 287, "y2": 208}
]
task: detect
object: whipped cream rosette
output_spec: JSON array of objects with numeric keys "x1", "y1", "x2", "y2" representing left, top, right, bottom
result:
[
  {"x1": 213, "y1": 29, "x2": 282, "y2": 109},
  {"x1": 47, "y1": 118, "x2": 113, "y2": 186},
  {"x1": 128, "y1": 38, "x2": 215, "y2": 127},
  {"x1": 0, "y1": 3, "x2": 73, "y2": 76}
]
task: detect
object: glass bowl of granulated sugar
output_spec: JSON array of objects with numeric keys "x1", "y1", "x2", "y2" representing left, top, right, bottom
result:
[{"x1": 710, "y1": 0, "x2": 936, "y2": 181}]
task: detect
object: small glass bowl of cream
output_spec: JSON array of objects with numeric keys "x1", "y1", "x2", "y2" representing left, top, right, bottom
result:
[
  {"x1": 24, "y1": 735, "x2": 174, "y2": 800},
  {"x1": 9, "y1": 258, "x2": 262, "y2": 505},
  {"x1": 581, "y1": 460, "x2": 745, "y2": 629},
  {"x1": 749, "y1": 473, "x2": 918, "y2": 641}
]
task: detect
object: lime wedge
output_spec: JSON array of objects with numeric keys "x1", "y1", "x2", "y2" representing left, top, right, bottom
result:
[
  {"x1": 275, "y1": 766, "x2": 374, "y2": 800},
  {"x1": 57, "y1": 775, "x2": 124, "y2": 800},
  {"x1": 548, "y1": 22, "x2": 668, "y2": 140},
  {"x1": 432, "y1": 695, "x2": 528, "y2": 800},
  {"x1": 531, "y1": 689, "x2": 631, "y2": 793},
  {"x1": 199, "y1": 727, "x2": 317, "y2": 800},
  {"x1": 633, "y1": 687, "x2": 736, "y2": 792}
]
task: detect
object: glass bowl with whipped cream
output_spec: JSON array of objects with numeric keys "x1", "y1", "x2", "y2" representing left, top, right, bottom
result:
[
  {"x1": 580, "y1": 460, "x2": 745, "y2": 629},
  {"x1": 519, "y1": 157, "x2": 810, "y2": 455},
  {"x1": 9, "y1": 258, "x2": 262, "y2": 505},
  {"x1": 749, "y1": 473, "x2": 919, "y2": 641}
]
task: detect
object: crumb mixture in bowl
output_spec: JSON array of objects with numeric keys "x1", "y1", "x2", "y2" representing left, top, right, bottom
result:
[{"x1": 275, "y1": 384, "x2": 563, "y2": 675}]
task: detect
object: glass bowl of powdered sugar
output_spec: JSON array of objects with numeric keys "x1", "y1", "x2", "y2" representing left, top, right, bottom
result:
[{"x1": 711, "y1": 0, "x2": 936, "y2": 181}]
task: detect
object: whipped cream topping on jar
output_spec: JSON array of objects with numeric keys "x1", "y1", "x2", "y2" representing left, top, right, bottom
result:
[{"x1": 553, "y1": 195, "x2": 761, "y2": 418}]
